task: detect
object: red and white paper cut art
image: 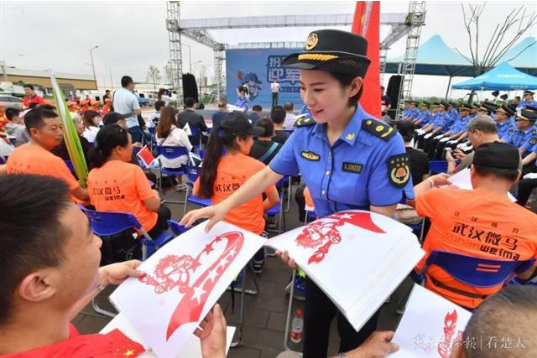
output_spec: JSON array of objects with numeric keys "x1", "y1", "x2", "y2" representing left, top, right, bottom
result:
[
  {"x1": 392, "y1": 284, "x2": 472, "y2": 358},
  {"x1": 266, "y1": 210, "x2": 425, "y2": 332},
  {"x1": 111, "y1": 222, "x2": 265, "y2": 357}
]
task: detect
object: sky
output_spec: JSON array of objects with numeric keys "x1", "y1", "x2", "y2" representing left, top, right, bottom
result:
[{"x1": 0, "y1": 1, "x2": 536, "y2": 99}]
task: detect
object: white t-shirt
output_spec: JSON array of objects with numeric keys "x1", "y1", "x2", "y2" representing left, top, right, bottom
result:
[
  {"x1": 112, "y1": 88, "x2": 140, "y2": 128},
  {"x1": 283, "y1": 112, "x2": 297, "y2": 130},
  {"x1": 82, "y1": 126, "x2": 100, "y2": 143},
  {"x1": 155, "y1": 125, "x2": 193, "y2": 168},
  {"x1": 271, "y1": 82, "x2": 281, "y2": 93}
]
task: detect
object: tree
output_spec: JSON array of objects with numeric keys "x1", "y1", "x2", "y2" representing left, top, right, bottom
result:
[
  {"x1": 163, "y1": 63, "x2": 173, "y2": 86},
  {"x1": 462, "y1": 4, "x2": 536, "y2": 77},
  {"x1": 146, "y1": 65, "x2": 162, "y2": 92}
]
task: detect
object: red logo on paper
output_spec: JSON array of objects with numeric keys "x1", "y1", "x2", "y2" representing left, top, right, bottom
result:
[
  {"x1": 139, "y1": 232, "x2": 244, "y2": 340},
  {"x1": 437, "y1": 310, "x2": 464, "y2": 358},
  {"x1": 295, "y1": 212, "x2": 385, "y2": 264}
]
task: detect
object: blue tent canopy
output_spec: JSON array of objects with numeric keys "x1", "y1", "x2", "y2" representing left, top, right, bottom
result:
[
  {"x1": 451, "y1": 62, "x2": 537, "y2": 91},
  {"x1": 385, "y1": 35, "x2": 537, "y2": 77}
]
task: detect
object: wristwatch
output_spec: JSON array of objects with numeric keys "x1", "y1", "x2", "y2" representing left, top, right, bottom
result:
[{"x1": 337, "y1": 353, "x2": 349, "y2": 358}]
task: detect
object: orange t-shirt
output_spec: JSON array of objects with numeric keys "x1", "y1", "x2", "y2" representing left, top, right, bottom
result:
[
  {"x1": 5, "y1": 143, "x2": 80, "y2": 191},
  {"x1": 194, "y1": 153, "x2": 276, "y2": 235},
  {"x1": 87, "y1": 161, "x2": 158, "y2": 232},
  {"x1": 416, "y1": 187, "x2": 537, "y2": 308}
]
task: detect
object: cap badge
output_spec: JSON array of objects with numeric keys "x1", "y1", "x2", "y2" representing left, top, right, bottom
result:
[{"x1": 305, "y1": 33, "x2": 319, "y2": 50}]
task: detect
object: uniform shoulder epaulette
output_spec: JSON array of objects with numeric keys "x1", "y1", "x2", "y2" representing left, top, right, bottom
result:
[
  {"x1": 295, "y1": 116, "x2": 316, "y2": 127},
  {"x1": 361, "y1": 118, "x2": 396, "y2": 141}
]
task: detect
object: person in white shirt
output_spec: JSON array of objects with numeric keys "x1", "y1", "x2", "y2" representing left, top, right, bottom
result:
[
  {"x1": 113, "y1": 76, "x2": 143, "y2": 143},
  {"x1": 155, "y1": 106, "x2": 193, "y2": 190},
  {"x1": 81, "y1": 110, "x2": 101, "y2": 143},
  {"x1": 283, "y1": 102, "x2": 297, "y2": 130},
  {"x1": 271, "y1": 79, "x2": 281, "y2": 108}
]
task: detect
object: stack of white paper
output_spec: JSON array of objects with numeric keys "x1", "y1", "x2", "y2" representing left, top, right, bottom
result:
[
  {"x1": 265, "y1": 210, "x2": 425, "y2": 331},
  {"x1": 392, "y1": 284, "x2": 472, "y2": 357},
  {"x1": 110, "y1": 221, "x2": 266, "y2": 357}
]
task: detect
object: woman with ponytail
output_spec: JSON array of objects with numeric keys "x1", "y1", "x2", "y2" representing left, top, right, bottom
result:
[
  {"x1": 87, "y1": 124, "x2": 171, "y2": 238},
  {"x1": 235, "y1": 85, "x2": 250, "y2": 113},
  {"x1": 195, "y1": 111, "x2": 279, "y2": 273}
]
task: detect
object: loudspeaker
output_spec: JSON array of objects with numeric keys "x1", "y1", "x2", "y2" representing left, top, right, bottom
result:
[
  {"x1": 386, "y1": 75, "x2": 402, "y2": 119},
  {"x1": 182, "y1": 73, "x2": 199, "y2": 103}
]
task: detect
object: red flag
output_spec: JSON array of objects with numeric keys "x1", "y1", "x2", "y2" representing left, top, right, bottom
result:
[
  {"x1": 136, "y1": 145, "x2": 155, "y2": 168},
  {"x1": 352, "y1": 2, "x2": 382, "y2": 118},
  {"x1": 3, "y1": 329, "x2": 145, "y2": 358}
]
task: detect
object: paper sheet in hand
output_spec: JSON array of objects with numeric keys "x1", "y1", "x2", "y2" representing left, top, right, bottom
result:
[
  {"x1": 449, "y1": 169, "x2": 516, "y2": 201},
  {"x1": 265, "y1": 210, "x2": 425, "y2": 331},
  {"x1": 100, "y1": 314, "x2": 235, "y2": 357},
  {"x1": 392, "y1": 284, "x2": 472, "y2": 358},
  {"x1": 110, "y1": 221, "x2": 265, "y2": 357}
]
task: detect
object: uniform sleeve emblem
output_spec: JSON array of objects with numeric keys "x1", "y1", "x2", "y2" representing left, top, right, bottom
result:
[
  {"x1": 388, "y1": 154, "x2": 411, "y2": 188},
  {"x1": 530, "y1": 137, "x2": 537, "y2": 146},
  {"x1": 301, "y1": 151, "x2": 320, "y2": 161}
]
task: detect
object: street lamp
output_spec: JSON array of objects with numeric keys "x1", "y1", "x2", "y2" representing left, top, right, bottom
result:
[{"x1": 89, "y1": 45, "x2": 99, "y2": 89}]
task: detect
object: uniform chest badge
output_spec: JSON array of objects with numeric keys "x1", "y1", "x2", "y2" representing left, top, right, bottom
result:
[
  {"x1": 301, "y1": 151, "x2": 320, "y2": 161},
  {"x1": 388, "y1": 154, "x2": 410, "y2": 188},
  {"x1": 342, "y1": 162, "x2": 363, "y2": 174}
]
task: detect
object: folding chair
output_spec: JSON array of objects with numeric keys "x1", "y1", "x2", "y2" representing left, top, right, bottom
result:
[
  {"x1": 64, "y1": 160, "x2": 75, "y2": 173},
  {"x1": 156, "y1": 146, "x2": 189, "y2": 204},
  {"x1": 395, "y1": 250, "x2": 536, "y2": 314},
  {"x1": 189, "y1": 127, "x2": 203, "y2": 153},
  {"x1": 182, "y1": 164, "x2": 212, "y2": 216},
  {"x1": 166, "y1": 219, "x2": 189, "y2": 237},
  {"x1": 80, "y1": 207, "x2": 175, "y2": 317}
]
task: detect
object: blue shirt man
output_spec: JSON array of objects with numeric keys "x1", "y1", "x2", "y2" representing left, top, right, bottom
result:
[
  {"x1": 503, "y1": 109, "x2": 537, "y2": 155},
  {"x1": 270, "y1": 104, "x2": 414, "y2": 217},
  {"x1": 450, "y1": 113, "x2": 470, "y2": 136},
  {"x1": 494, "y1": 104, "x2": 516, "y2": 140},
  {"x1": 415, "y1": 104, "x2": 432, "y2": 126}
]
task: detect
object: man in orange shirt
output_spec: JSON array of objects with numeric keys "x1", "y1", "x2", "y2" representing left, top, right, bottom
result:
[
  {"x1": 409, "y1": 142, "x2": 536, "y2": 309},
  {"x1": 0, "y1": 107, "x2": 89, "y2": 202},
  {"x1": 102, "y1": 98, "x2": 112, "y2": 114},
  {"x1": 0, "y1": 174, "x2": 227, "y2": 358},
  {"x1": 22, "y1": 84, "x2": 45, "y2": 109}
]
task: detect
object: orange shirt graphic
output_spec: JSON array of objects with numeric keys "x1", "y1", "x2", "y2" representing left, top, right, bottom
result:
[
  {"x1": 195, "y1": 153, "x2": 276, "y2": 235},
  {"x1": 416, "y1": 187, "x2": 537, "y2": 309},
  {"x1": 87, "y1": 161, "x2": 157, "y2": 232},
  {"x1": 5, "y1": 144, "x2": 80, "y2": 191}
]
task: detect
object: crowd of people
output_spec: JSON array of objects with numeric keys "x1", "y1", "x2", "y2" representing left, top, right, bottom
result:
[{"x1": 0, "y1": 28, "x2": 536, "y2": 358}]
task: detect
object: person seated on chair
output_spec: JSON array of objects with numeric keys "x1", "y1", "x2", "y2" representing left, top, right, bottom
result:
[
  {"x1": 51, "y1": 112, "x2": 92, "y2": 164},
  {"x1": 211, "y1": 98, "x2": 229, "y2": 129},
  {"x1": 149, "y1": 100, "x2": 166, "y2": 127},
  {"x1": 195, "y1": 111, "x2": 279, "y2": 274},
  {"x1": 408, "y1": 142, "x2": 537, "y2": 310},
  {"x1": 0, "y1": 107, "x2": 89, "y2": 202},
  {"x1": 87, "y1": 124, "x2": 171, "y2": 239},
  {"x1": 0, "y1": 174, "x2": 227, "y2": 358},
  {"x1": 178, "y1": 97, "x2": 208, "y2": 147},
  {"x1": 270, "y1": 105, "x2": 290, "y2": 144},
  {"x1": 249, "y1": 104, "x2": 263, "y2": 125},
  {"x1": 155, "y1": 106, "x2": 192, "y2": 190},
  {"x1": 249, "y1": 117, "x2": 283, "y2": 165},
  {"x1": 81, "y1": 110, "x2": 101, "y2": 143},
  {"x1": 451, "y1": 285, "x2": 537, "y2": 358}
]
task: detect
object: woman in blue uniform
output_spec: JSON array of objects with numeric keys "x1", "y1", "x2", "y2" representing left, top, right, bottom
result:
[{"x1": 182, "y1": 29, "x2": 414, "y2": 358}]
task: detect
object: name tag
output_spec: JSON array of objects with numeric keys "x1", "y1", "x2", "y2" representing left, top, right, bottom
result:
[
  {"x1": 342, "y1": 162, "x2": 363, "y2": 174},
  {"x1": 301, "y1": 151, "x2": 320, "y2": 161}
]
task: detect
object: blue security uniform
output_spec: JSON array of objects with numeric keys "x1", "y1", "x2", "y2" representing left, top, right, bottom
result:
[
  {"x1": 270, "y1": 104, "x2": 415, "y2": 218},
  {"x1": 416, "y1": 110, "x2": 432, "y2": 126},
  {"x1": 300, "y1": 104, "x2": 312, "y2": 119},
  {"x1": 517, "y1": 99, "x2": 537, "y2": 109},
  {"x1": 450, "y1": 114, "x2": 470, "y2": 136},
  {"x1": 432, "y1": 112, "x2": 449, "y2": 133},
  {"x1": 504, "y1": 126, "x2": 537, "y2": 153},
  {"x1": 496, "y1": 120, "x2": 516, "y2": 140},
  {"x1": 235, "y1": 97, "x2": 250, "y2": 113}
]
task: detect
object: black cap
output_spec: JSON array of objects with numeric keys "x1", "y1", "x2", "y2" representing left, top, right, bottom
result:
[
  {"x1": 496, "y1": 104, "x2": 515, "y2": 117},
  {"x1": 459, "y1": 104, "x2": 471, "y2": 111},
  {"x1": 524, "y1": 90, "x2": 534, "y2": 96},
  {"x1": 473, "y1": 142, "x2": 520, "y2": 170},
  {"x1": 471, "y1": 104, "x2": 479, "y2": 109},
  {"x1": 282, "y1": 29, "x2": 371, "y2": 77},
  {"x1": 220, "y1": 111, "x2": 264, "y2": 136},
  {"x1": 516, "y1": 109, "x2": 537, "y2": 122},
  {"x1": 421, "y1": 101, "x2": 430, "y2": 107},
  {"x1": 525, "y1": 105, "x2": 537, "y2": 112},
  {"x1": 103, "y1": 112, "x2": 127, "y2": 126}
]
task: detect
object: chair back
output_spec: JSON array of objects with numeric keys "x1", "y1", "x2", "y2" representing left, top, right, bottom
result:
[
  {"x1": 80, "y1": 207, "x2": 142, "y2": 236},
  {"x1": 156, "y1": 146, "x2": 189, "y2": 160},
  {"x1": 167, "y1": 219, "x2": 189, "y2": 236},
  {"x1": 276, "y1": 176, "x2": 289, "y2": 190},
  {"x1": 149, "y1": 127, "x2": 156, "y2": 135},
  {"x1": 183, "y1": 165, "x2": 202, "y2": 186},
  {"x1": 429, "y1": 160, "x2": 448, "y2": 174},
  {"x1": 421, "y1": 250, "x2": 535, "y2": 288}
]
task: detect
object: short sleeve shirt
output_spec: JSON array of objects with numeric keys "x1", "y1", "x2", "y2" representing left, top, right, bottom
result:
[
  {"x1": 87, "y1": 161, "x2": 157, "y2": 232},
  {"x1": 416, "y1": 188, "x2": 537, "y2": 308},
  {"x1": 112, "y1": 88, "x2": 140, "y2": 128},
  {"x1": 269, "y1": 104, "x2": 415, "y2": 218},
  {"x1": 6, "y1": 143, "x2": 80, "y2": 191}
]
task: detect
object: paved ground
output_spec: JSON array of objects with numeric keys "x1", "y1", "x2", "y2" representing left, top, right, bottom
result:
[{"x1": 74, "y1": 185, "x2": 413, "y2": 357}]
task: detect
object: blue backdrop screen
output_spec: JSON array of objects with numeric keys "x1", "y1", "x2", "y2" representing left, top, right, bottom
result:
[{"x1": 226, "y1": 48, "x2": 304, "y2": 109}]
